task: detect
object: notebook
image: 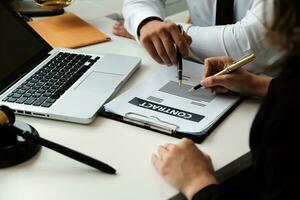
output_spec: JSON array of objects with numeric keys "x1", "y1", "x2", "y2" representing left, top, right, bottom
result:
[
  {"x1": 28, "y1": 12, "x2": 111, "y2": 48},
  {"x1": 0, "y1": 1, "x2": 141, "y2": 124}
]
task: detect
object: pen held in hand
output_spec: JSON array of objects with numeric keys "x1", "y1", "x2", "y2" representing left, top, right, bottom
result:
[
  {"x1": 188, "y1": 54, "x2": 256, "y2": 93},
  {"x1": 177, "y1": 53, "x2": 183, "y2": 88},
  {"x1": 177, "y1": 25, "x2": 183, "y2": 88}
]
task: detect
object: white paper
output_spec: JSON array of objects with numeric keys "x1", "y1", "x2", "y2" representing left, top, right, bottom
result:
[{"x1": 104, "y1": 60, "x2": 241, "y2": 136}]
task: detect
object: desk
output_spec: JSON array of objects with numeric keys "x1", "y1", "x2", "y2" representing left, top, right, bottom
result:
[{"x1": 0, "y1": 1, "x2": 261, "y2": 199}]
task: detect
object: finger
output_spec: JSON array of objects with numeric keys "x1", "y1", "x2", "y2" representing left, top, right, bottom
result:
[
  {"x1": 203, "y1": 56, "x2": 235, "y2": 78},
  {"x1": 203, "y1": 152, "x2": 212, "y2": 161},
  {"x1": 114, "y1": 21, "x2": 124, "y2": 29},
  {"x1": 142, "y1": 39, "x2": 164, "y2": 64},
  {"x1": 183, "y1": 31, "x2": 192, "y2": 45},
  {"x1": 203, "y1": 153, "x2": 215, "y2": 167},
  {"x1": 152, "y1": 36, "x2": 173, "y2": 66},
  {"x1": 151, "y1": 154, "x2": 162, "y2": 170},
  {"x1": 204, "y1": 87, "x2": 215, "y2": 93},
  {"x1": 211, "y1": 86, "x2": 229, "y2": 94},
  {"x1": 201, "y1": 75, "x2": 230, "y2": 90},
  {"x1": 168, "y1": 24, "x2": 189, "y2": 56},
  {"x1": 158, "y1": 145, "x2": 169, "y2": 158},
  {"x1": 164, "y1": 143, "x2": 176, "y2": 151},
  {"x1": 221, "y1": 56, "x2": 235, "y2": 67},
  {"x1": 204, "y1": 57, "x2": 222, "y2": 78},
  {"x1": 160, "y1": 32, "x2": 177, "y2": 65},
  {"x1": 179, "y1": 138, "x2": 195, "y2": 149},
  {"x1": 114, "y1": 21, "x2": 122, "y2": 26},
  {"x1": 180, "y1": 137, "x2": 193, "y2": 144}
]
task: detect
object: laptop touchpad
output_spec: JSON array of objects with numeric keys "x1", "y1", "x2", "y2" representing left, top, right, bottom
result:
[{"x1": 76, "y1": 72, "x2": 122, "y2": 93}]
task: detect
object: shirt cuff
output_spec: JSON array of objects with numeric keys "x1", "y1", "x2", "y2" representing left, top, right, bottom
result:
[
  {"x1": 192, "y1": 184, "x2": 221, "y2": 200},
  {"x1": 176, "y1": 22, "x2": 193, "y2": 33},
  {"x1": 124, "y1": 12, "x2": 163, "y2": 42}
]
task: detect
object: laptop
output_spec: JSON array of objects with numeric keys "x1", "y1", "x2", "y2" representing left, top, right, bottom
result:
[{"x1": 0, "y1": 2, "x2": 141, "y2": 124}]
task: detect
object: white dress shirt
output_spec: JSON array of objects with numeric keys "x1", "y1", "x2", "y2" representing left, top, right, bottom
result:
[{"x1": 123, "y1": 0, "x2": 278, "y2": 74}]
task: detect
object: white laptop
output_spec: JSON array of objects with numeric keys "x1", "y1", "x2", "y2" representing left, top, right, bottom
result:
[{"x1": 0, "y1": 2, "x2": 141, "y2": 124}]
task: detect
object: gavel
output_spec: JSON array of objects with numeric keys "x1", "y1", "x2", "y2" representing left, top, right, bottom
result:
[{"x1": 0, "y1": 105, "x2": 116, "y2": 174}]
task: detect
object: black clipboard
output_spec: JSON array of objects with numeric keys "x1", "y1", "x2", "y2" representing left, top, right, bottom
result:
[{"x1": 99, "y1": 97, "x2": 244, "y2": 144}]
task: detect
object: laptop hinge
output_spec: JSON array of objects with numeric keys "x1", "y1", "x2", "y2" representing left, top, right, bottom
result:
[{"x1": 0, "y1": 52, "x2": 51, "y2": 95}]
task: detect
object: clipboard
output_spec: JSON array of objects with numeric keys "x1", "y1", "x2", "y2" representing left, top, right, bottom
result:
[
  {"x1": 100, "y1": 59, "x2": 244, "y2": 143},
  {"x1": 100, "y1": 97, "x2": 244, "y2": 143}
]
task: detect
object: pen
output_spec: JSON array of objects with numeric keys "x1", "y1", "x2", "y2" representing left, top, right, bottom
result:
[
  {"x1": 188, "y1": 53, "x2": 256, "y2": 93},
  {"x1": 177, "y1": 25, "x2": 183, "y2": 88},
  {"x1": 20, "y1": 130, "x2": 117, "y2": 174}
]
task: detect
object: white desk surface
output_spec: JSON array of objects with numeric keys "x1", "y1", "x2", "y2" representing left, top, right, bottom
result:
[{"x1": 0, "y1": 1, "x2": 261, "y2": 200}]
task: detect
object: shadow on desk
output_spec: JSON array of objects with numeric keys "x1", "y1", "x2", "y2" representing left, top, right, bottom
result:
[{"x1": 168, "y1": 152, "x2": 252, "y2": 200}]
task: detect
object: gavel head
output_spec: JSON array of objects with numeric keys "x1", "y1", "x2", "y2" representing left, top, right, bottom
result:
[
  {"x1": 0, "y1": 106, "x2": 41, "y2": 168},
  {"x1": 0, "y1": 106, "x2": 17, "y2": 148},
  {"x1": 0, "y1": 105, "x2": 15, "y2": 126}
]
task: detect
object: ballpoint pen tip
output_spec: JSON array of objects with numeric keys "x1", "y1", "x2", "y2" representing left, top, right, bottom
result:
[
  {"x1": 179, "y1": 81, "x2": 182, "y2": 88},
  {"x1": 188, "y1": 88, "x2": 194, "y2": 93}
]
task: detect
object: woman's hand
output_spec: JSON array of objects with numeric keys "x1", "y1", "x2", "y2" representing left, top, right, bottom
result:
[
  {"x1": 152, "y1": 138, "x2": 218, "y2": 200},
  {"x1": 200, "y1": 56, "x2": 272, "y2": 97}
]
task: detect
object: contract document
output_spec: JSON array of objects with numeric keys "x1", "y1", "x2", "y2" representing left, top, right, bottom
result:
[{"x1": 103, "y1": 59, "x2": 242, "y2": 141}]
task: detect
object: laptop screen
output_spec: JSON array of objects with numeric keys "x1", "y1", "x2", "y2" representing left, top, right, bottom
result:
[{"x1": 0, "y1": 2, "x2": 51, "y2": 94}]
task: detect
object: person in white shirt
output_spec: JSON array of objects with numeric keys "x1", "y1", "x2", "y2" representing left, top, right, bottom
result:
[{"x1": 121, "y1": 0, "x2": 277, "y2": 74}]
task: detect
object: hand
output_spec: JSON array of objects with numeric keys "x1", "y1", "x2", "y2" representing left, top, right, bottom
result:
[
  {"x1": 139, "y1": 20, "x2": 192, "y2": 66},
  {"x1": 200, "y1": 56, "x2": 272, "y2": 97},
  {"x1": 113, "y1": 21, "x2": 135, "y2": 40},
  {"x1": 152, "y1": 138, "x2": 218, "y2": 200}
]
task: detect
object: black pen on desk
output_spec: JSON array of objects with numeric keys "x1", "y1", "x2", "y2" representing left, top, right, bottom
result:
[
  {"x1": 177, "y1": 25, "x2": 183, "y2": 88},
  {"x1": 188, "y1": 54, "x2": 256, "y2": 93},
  {"x1": 19, "y1": 130, "x2": 117, "y2": 174}
]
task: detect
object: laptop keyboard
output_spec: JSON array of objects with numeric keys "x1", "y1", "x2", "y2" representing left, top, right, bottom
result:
[{"x1": 2, "y1": 52, "x2": 100, "y2": 108}]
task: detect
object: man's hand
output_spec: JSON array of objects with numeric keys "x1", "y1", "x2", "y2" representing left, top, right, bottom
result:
[
  {"x1": 139, "y1": 20, "x2": 192, "y2": 66},
  {"x1": 152, "y1": 138, "x2": 217, "y2": 200}
]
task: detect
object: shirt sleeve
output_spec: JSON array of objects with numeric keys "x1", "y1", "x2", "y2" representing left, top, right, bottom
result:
[
  {"x1": 192, "y1": 185, "x2": 223, "y2": 200},
  {"x1": 122, "y1": 0, "x2": 167, "y2": 40},
  {"x1": 186, "y1": 0, "x2": 276, "y2": 74}
]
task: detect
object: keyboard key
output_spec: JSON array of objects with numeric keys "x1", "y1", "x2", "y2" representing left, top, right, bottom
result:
[
  {"x1": 12, "y1": 93, "x2": 22, "y2": 98},
  {"x1": 46, "y1": 98, "x2": 56, "y2": 103},
  {"x1": 23, "y1": 93, "x2": 31, "y2": 98},
  {"x1": 33, "y1": 97, "x2": 47, "y2": 106},
  {"x1": 32, "y1": 93, "x2": 42, "y2": 98},
  {"x1": 28, "y1": 89, "x2": 37, "y2": 94},
  {"x1": 17, "y1": 89, "x2": 26, "y2": 94},
  {"x1": 41, "y1": 102, "x2": 52, "y2": 107},
  {"x1": 24, "y1": 97, "x2": 37, "y2": 105},
  {"x1": 7, "y1": 97, "x2": 17, "y2": 102},
  {"x1": 16, "y1": 97, "x2": 28, "y2": 104},
  {"x1": 12, "y1": 89, "x2": 19, "y2": 93},
  {"x1": 42, "y1": 92, "x2": 52, "y2": 97}
]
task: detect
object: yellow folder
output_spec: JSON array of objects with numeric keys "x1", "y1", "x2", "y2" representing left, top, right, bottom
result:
[{"x1": 28, "y1": 12, "x2": 111, "y2": 48}]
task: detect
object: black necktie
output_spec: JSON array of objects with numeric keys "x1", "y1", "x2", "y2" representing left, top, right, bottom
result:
[{"x1": 216, "y1": 0, "x2": 235, "y2": 25}]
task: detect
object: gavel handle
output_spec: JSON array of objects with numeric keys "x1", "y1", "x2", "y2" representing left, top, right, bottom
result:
[{"x1": 11, "y1": 126, "x2": 116, "y2": 174}]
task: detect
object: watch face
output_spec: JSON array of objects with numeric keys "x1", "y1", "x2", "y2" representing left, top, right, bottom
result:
[{"x1": 33, "y1": 0, "x2": 75, "y2": 9}]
